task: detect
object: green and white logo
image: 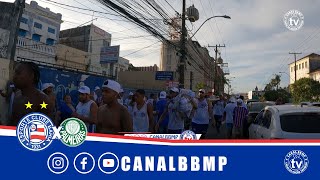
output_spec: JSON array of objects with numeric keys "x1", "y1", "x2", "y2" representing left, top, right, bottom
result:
[{"x1": 59, "y1": 118, "x2": 87, "y2": 147}]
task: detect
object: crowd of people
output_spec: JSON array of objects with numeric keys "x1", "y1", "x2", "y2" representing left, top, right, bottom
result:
[{"x1": 0, "y1": 61, "x2": 250, "y2": 139}]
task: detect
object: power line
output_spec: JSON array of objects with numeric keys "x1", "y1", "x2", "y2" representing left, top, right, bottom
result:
[{"x1": 122, "y1": 41, "x2": 161, "y2": 57}]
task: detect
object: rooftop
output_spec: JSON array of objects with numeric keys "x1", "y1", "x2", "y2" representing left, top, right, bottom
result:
[{"x1": 288, "y1": 53, "x2": 320, "y2": 65}]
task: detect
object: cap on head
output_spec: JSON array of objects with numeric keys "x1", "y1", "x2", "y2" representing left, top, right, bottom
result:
[
  {"x1": 159, "y1": 91, "x2": 167, "y2": 99},
  {"x1": 102, "y1": 79, "x2": 121, "y2": 94},
  {"x1": 129, "y1": 92, "x2": 134, "y2": 96},
  {"x1": 237, "y1": 99, "x2": 243, "y2": 104},
  {"x1": 42, "y1": 83, "x2": 54, "y2": 91},
  {"x1": 94, "y1": 86, "x2": 100, "y2": 91},
  {"x1": 199, "y1": 89, "x2": 205, "y2": 93},
  {"x1": 170, "y1": 87, "x2": 179, "y2": 93},
  {"x1": 78, "y1": 85, "x2": 90, "y2": 94}
]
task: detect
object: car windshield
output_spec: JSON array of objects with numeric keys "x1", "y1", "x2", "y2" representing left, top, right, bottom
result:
[
  {"x1": 248, "y1": 103, "x2": 273, "y2": 112},
  {"x1": 280, "y1": 113, "x2": 320, "y2": 133}
]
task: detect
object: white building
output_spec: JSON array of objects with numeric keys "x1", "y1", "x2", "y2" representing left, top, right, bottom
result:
[
  {"x1": 289, "y1": 53, "x2": 320, "y2": 84},
  {"x1": 16, "y1": 1, "x2": 62, "y2": 64},
  {"x1": 114, "y1": 57, "x2": 130, "y2": 80},
  {"x1": 160, "y1": 40, "x2": 214, "y2": 91}
]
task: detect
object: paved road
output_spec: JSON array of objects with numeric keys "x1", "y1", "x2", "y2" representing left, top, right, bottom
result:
[{"x1": 204, "y1": 121, "x2": 228, "y2": 139}]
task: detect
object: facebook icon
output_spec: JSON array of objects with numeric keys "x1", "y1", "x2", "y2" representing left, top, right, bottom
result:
[{"x1": 74, "y1": 152, "x2": 95, "y2": 174}]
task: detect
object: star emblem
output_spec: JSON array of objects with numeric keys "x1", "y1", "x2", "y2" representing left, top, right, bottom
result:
[
  {"x1": 40, "y1": 101, "x2": 48, "y2": 109},
  {"x1": 25, "y1": 101, "x2": 33, "y2": 109}
]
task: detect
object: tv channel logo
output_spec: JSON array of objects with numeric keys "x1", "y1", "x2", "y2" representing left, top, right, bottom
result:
[
  {"x1": 47, "y1": 152, "x2": 69, "y2": 174},
  {"x1": 73, "y1": 152, "x2": 95, "y2": 174},
  {"x1": 98, "y1": 152, "x2": 119, "y2": 174},
  {"x1": 284, "y1": 150, "x2": 309, "y2": 174}
]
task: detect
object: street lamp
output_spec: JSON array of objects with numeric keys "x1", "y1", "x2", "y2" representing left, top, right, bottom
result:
[{"x1": 190, "y1": 15, "x2": 231, "y2": 39}]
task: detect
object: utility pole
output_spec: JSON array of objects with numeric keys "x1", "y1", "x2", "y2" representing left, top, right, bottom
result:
[
  {"x1": 7, "y1": 0, "x2": 25, "y2": 79},
  {"x1": 208, "y1": 44, "x2": 225, "y2": 95},
  {"x1": 178, "y1": 0, "x2": 187, "y2": 88},
  {"x1": 289, "y1": 52, "x2": 302, "y2": 83}
]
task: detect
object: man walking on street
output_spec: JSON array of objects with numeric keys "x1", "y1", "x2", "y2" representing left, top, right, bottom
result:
[
  {"x1": 156, "y1": 87, "x2": 189, "y2": 134},
  {"x1": 213, "y1": 95, "x2": 225, "y2": 134},
  {"x1": 10, "y1": 62, "x2": 53, "y2": 126},
  {"x1": 96, "y1": 80, "x2": 133, "y2": 134},
  {"x1": 73, "y1": 86, "x2": 98, "y2": 133},
  {"x1": 232, "y1": 99, "x2": 248, "y2": 139},
  {"x1": 132, "y1": 89, "x2": 154, "y2": 133},
  {"x1": 223, "y1": 97, "x2": 237, "y2": 139},
  {"x1": 191, "y1": 89, "x2": 214, "y2": 138},
  {"x1": 155, "y1": 91, "x2": 169, "y2": 133}
]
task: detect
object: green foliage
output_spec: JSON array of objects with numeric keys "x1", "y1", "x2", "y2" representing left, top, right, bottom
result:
[
  {"x1": 291, "y1": 78, "x2": 320, "y2": 103},
  {"x1": 196, "y1": 82, "x2": 205, "y2": 90},
  {"x1": 263, "y1": 88, "x2": 291, "y2": 103}
]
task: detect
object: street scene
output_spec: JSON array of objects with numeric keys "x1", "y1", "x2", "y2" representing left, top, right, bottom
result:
[{"x1": 0, "y1": 0, "x2": 320, "y2": 139}]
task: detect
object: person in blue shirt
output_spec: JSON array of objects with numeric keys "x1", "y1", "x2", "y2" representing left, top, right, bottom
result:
[
  {"x1": 57, "y1": 94, "x2": 75, "y2": 125},
  {"x1": 155, "y1": 91, "x2": 169, "y2": 133}
]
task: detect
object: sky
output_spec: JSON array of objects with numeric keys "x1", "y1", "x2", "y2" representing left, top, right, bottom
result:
[{"x1": 3, "y1": 0, "x2": 320, "y2": 94}]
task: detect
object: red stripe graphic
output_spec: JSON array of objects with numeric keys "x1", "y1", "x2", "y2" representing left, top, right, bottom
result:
[
  {"x1": 37, "y1": 128, "x2": 44, "y2": 132},
  {"x1": 30, "y1": 135, "x2": 46, "y2": 141}
]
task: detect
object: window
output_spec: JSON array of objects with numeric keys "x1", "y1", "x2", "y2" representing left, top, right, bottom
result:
[
  {"x1": 18, "y1": 29, "x2": 27, "y2": 37},
  {"x1": 305, "y1": 62, "x2": 308, "y2": 68},
  {"x1": 280, "y1": 113, "x2": 320, "y2": 133},
  {"x1": 262, "y1": 110, "x2": 272, "y2": 128},
  {"x1": 103, "y1": 40, "x2": 110, "y2": 47},
  {"x1": 34, "y1": 22, "x2": 42, "y2": 29},
  {"x1": 299, "y1": 64, "x2": 301, "y2": 70},
  {"x1": 32, "y1": 34, "x2": 41, "y2": 42},
  {"x1": 253, "y1": 111, "x2": 264, "y2": 124},
  {"x1": 46, "y1": 38, "x2": 54, "y2": 46},
  {"x1": 48, "y1": 27, "x2": 55, "y2": 34},
  {"x1": 302, "y1": 63, "x2": 304, "y2": 69},
  {"x1": 20, "y1": 17, "x2": 28, "y2": 24},
  {"x1": 291, "y1": 67, "x2": 293, "y2": 72}
]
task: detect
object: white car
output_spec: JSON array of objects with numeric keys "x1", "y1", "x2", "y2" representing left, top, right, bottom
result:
[
  {"x1": 249, "y1": 105, "x2": 320, "y2": 139},
  {"x1": 300, "y1": 102, "x2": 320, "y2": 107}
]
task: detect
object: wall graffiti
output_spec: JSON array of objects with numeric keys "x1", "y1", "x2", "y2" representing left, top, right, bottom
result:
[
  {"x1": 0, "y1": 29, "x2": 9, "y2": 58},
  {"x1": 38, "y1": 66, "x2": 108, "y2": 106}
]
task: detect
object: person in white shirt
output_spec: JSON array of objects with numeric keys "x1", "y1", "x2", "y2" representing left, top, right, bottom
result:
[
  {"x1": 118, "y1": 88, "x2": 124, "y2": 105},
  {"x1": 223, "y1": 97, "x2": 237, "y2": 139},
  {"x1": 132, "y1": 89, "x2": 154, "y2": 133},
  {"x1": 156, "y1": 87, "x2": 189, "y2": 134},
  {"x1": 73, "y1": 86, "x2": 98, "y2": 133},
  {"x1": 124, "y1": 92, "x2": 134, "y2": 107},
  {"x1": 191, "y1": 89, "x2": 214, "y2": 137},
  {"x1": 213, "y1": 95, "x2": 225, "y2": 134}
]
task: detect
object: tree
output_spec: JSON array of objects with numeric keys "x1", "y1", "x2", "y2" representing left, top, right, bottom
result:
[
  {"x1": 264, "y1": 74, "x2": 281, "y2": 91},
  {"x1": 263, "y1": 88, "x2": 291, "y2": 103},
  {"x1": 196, "y1": 82, "x2": 205, "y2": 90},
  {"x1": 291, "y1": 78, "x2": 320, "y2": 103},
  {"x1": 263, "y1": 74, "x2": 291, "y2": 102}
]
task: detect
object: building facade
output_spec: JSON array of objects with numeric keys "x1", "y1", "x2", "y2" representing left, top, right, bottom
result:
[
  {"x1": 59, "y1": 24, "x2": 112, "y2": 74},
  {"x1": 135, "y1": 64, "x2": 159, "y2": 72},
  {"x1": 118, "y1": 71, "x2": 177, "y2": 91},
  {"x1": 160, "y1": 40, "x2": 214, "y2": 91},
  {"x1": 16, "y1": 1, "x2": 62, "y2": 64},
  {"x1": 289, "y1": 53, "x2": 320, "y2": 84}
]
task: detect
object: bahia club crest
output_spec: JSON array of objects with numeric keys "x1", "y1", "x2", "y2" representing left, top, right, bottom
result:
[{"x1": 17, "y1": 113, "x2": 87, "y2": 151}]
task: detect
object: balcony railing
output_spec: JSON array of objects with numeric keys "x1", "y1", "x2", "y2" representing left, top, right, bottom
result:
[{"x1": 17, "y1": 36, "x2": 56, "y2": 56}]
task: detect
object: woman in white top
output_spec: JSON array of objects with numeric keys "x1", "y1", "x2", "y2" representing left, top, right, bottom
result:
[{"x1": 132, "y1": 89, "x2": 154, "y2": 132}]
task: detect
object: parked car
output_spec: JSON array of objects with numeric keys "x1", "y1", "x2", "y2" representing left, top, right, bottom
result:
[
  {"x1": 246, "y1": 99, "x2": 259, "y2": 105},
  {"x1": 249, "y1": 105, "x2": 320, "y2": 139},
  {"x1": 301, "y1": 102, "x2": 320, "y2": 107},
  {"x1": 247, "y1": 102, "x2": 275, "y2": 124}
]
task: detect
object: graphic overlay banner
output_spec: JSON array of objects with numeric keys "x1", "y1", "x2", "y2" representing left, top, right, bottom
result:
[{"x1": 1, "y1": 125, "x2": 320, "y2": 180}]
